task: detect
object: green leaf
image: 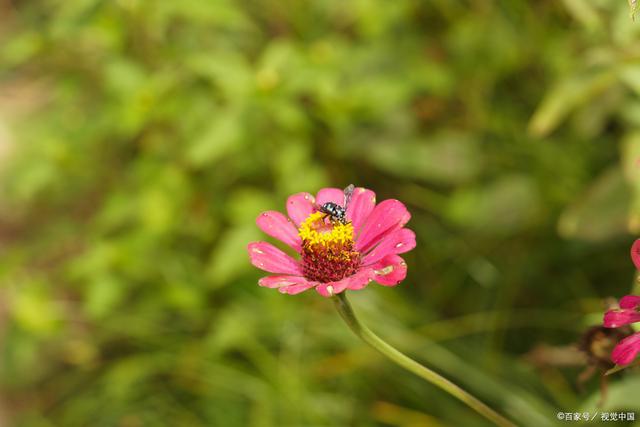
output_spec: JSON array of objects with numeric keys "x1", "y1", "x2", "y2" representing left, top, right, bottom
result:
[
  {"x1": 621, "y1": 131, "x2": 640, "y2": 233},
  {"x1": 604, "y1": 363, "x2": 632, "y2": 376},
  {"x1": 529, "y1": 70, "x2": 618, "y2": 137},
  {"x1": 630, "y1": 0, "x2": 639, "y2": 20},
  {"x1": 206, "y1": 224, "x2": 262, "y2": 287},
  {"x1": 367, "y1": 133, "x2": 483, "y2": 185},
  {"x1": 445, "y1": 175, "x2": 541, "y2": 235},
  {"x1": 558, "y1": 167, "x2": 631, "y2": 241},
  {"x1": 12, "y1": 282, "x2": 60, "y2": 335},
  {"x1": 582, "y1": 375, "x2": 640, "y2": 410},
  {"x1": 561, "y1": 0, "x2": 602, "y2": 30},
  {"x1": 186, "y1": 111, "x2": 242, "y2": 167},
  {"x1": 84, "y1": 275, "x2": 124, "y2": 319}
]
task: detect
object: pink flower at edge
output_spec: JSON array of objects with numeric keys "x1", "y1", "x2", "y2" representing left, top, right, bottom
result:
[
  {"x1": 603, "y1": 296, "x2": 640, "y2": 328},
  {"x1": 631, "y1": 239, "x2": 640, "y2": 270},
  {"x1": 603, "y1": 295, "x2": 640, "y2": 365},
  {"x1": 601, "y1": 240, "x2": 640, "y2": 366},
  {"x1": 247, "y1": 186, "x2": 416, "y2": 297},
  {"x1": 610, "y1": 333, "x2": 640, "y2": 366}
]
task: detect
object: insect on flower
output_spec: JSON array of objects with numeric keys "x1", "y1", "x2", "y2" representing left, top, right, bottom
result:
[
  {"x1": 247, "y1": 185, "x2": 416, "y2": 297},
  {"x1": 317, "y1": 184, "x2": 354, "y2": 225}
]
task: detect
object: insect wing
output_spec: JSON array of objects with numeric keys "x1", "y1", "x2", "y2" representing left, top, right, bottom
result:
[{"x1": 343, "y1": 184, "x2": 355, "y2": 209}]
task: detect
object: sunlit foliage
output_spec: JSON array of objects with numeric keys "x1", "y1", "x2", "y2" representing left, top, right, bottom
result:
[{"x1": 0, "y1": 1, "x2": 639, "y2": 426}]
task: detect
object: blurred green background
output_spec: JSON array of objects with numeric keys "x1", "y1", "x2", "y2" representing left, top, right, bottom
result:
[{"x1": 2, "y1": 0, "x2": 640, "y2": 426}]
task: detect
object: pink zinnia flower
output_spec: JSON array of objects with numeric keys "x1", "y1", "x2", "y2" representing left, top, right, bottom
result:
[
  {"x1": 247, "y1": 186, "x2": 416, "y2": 297},
  {"x1": 602, "y1": 239, "x2": 640, "y2": 366}
]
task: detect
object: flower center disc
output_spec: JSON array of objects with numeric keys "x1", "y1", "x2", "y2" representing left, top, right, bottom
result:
[{"x1": 298, "y1": 212, "x2": 360, "y2": 283}]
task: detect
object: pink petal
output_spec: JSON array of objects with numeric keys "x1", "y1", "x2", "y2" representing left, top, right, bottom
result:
[
  {"x1": 362, "y1": 228, "x2": 416, "y2": 265},
  {"x1": 258, "y1": 275, "x2": 316, "y2": 295},
  {"x1": 247, "y1": 242, "x2": 302, "y2": 275},
  {"x1": 256, "y1": 211, "x2": 301, "y2": 251},
  {"x1": 287, "y1": 192, "x2": 316, "y2": 227},
  {"x1": 611, "y1": 332, "x2": 640, "y2": 365},
  {"x1": 346, "y1": 187, "x2": 376, "y2": 233},
  {"x1": 620, "y1": 295, "x2": 640, "y2": 309},
  {"x1": 370, "y1": 254, "x2": 407, "y2": 286},
  {"x1": 632, "y1": 239, "x2": 640, "y2": 270},
  {"x1": 355, "y1": 199, "x2": 411, "y2": 253},
  {"x1": 346, "y1": 268, "x2": 375, "y2": 291},
  {"x1": 604, "y1": 309, "x2": 640, "y2": 328},
  {"x1": 315, "y1": 281, "x2": 348, "y2": 298},
  {"x1": 315, "y1": 268, "x2": 374, "y2": 297},
  {"x1": 280, "y1": 283, "x2": 316, "y2": 295},
  {"x1": 316, "y1": 187, "x2": 345, "y2": 206}
]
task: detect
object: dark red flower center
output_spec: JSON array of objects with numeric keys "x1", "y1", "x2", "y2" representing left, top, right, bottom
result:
[{"x1": 298, "y1": 212, "x2": 360, "y2": 283}]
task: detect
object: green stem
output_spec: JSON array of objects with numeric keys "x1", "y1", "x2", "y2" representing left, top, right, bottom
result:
[{"x1": 332, "y1": 292, "x2": 516, "y2": 427}]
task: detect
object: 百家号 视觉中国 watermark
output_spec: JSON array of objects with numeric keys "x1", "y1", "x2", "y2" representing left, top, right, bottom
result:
[{"x1": 557, "y1": 412, "x2": 635, "y2": 422}]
